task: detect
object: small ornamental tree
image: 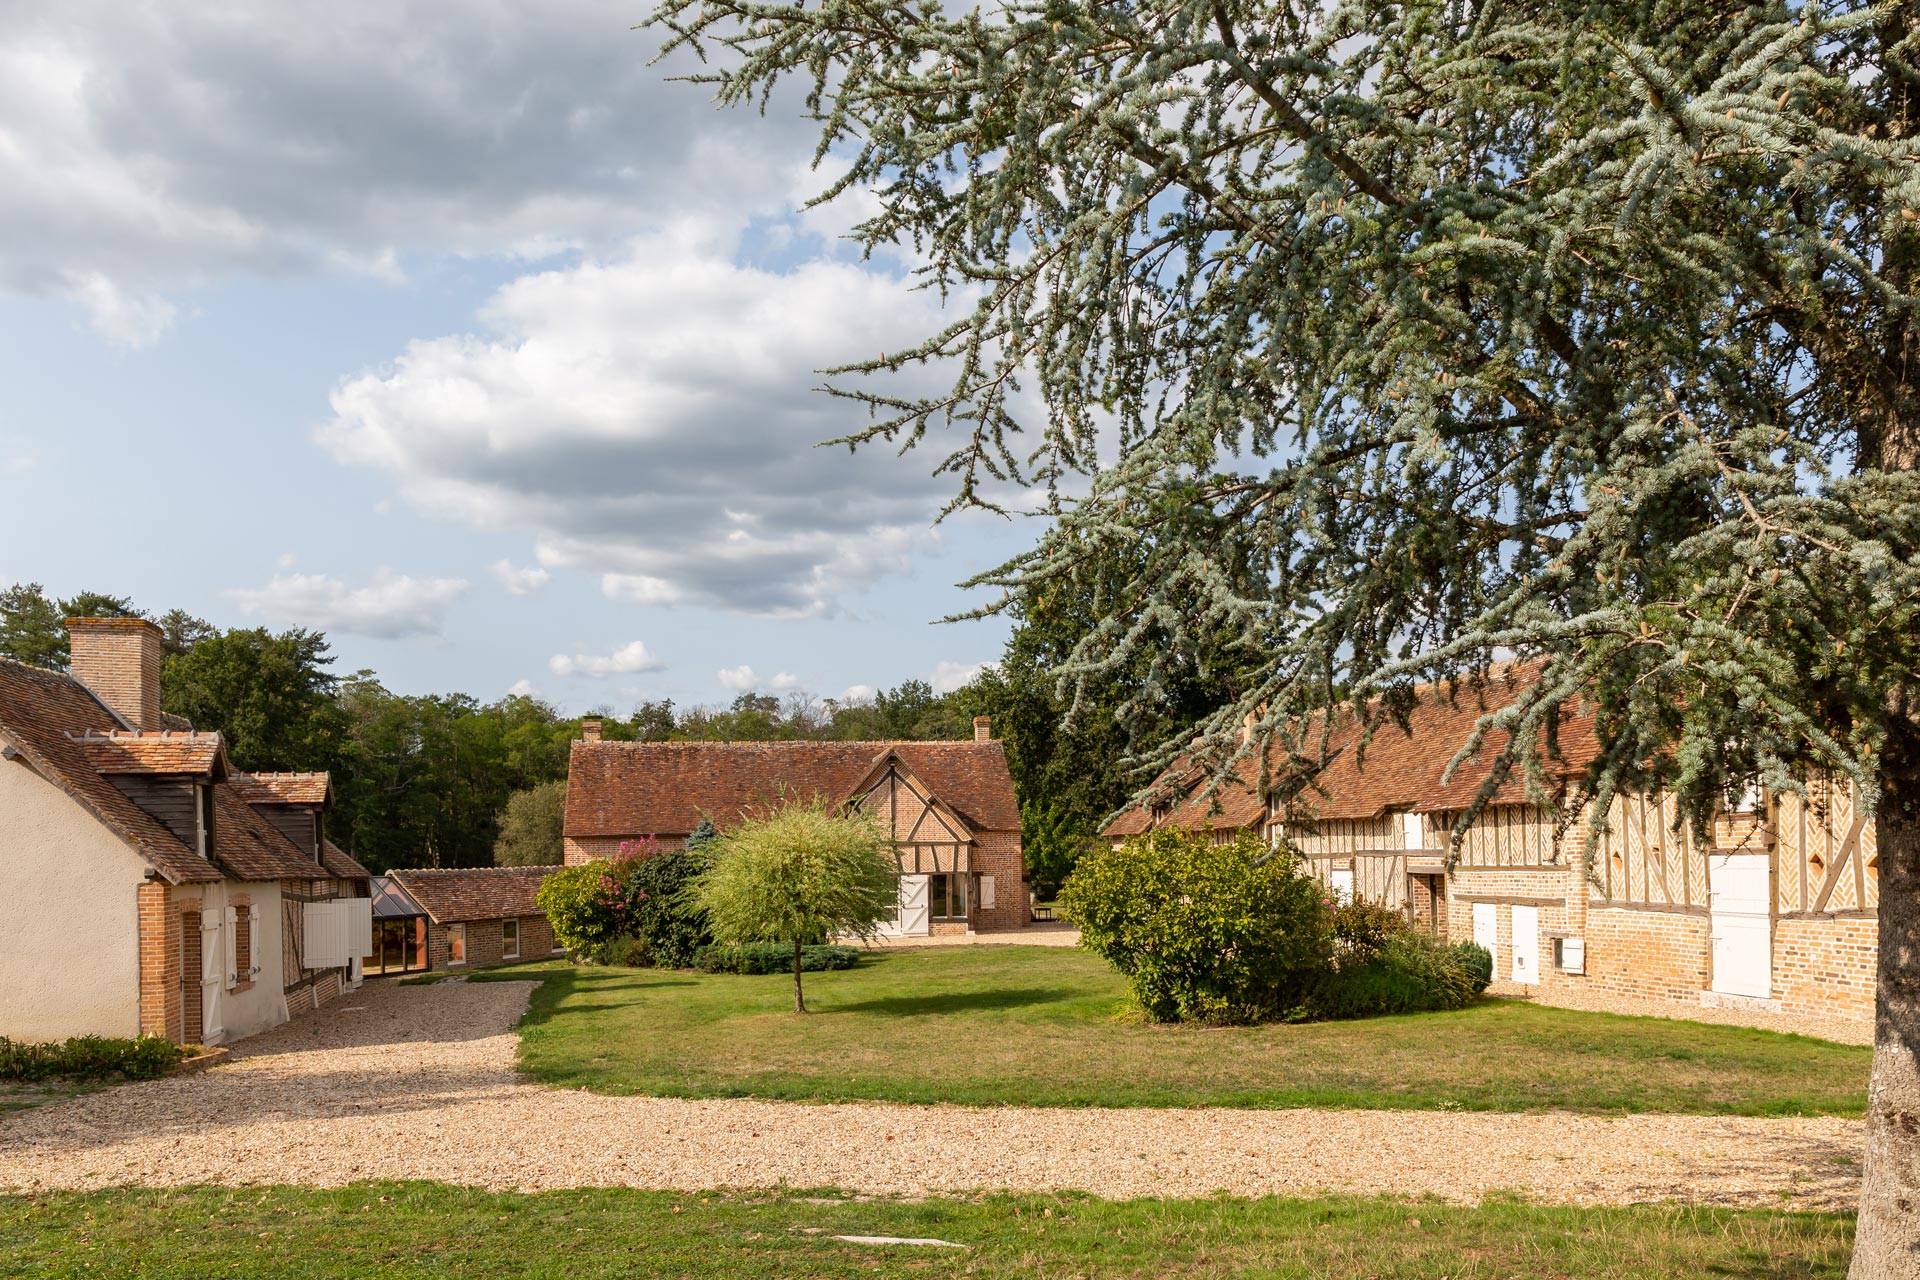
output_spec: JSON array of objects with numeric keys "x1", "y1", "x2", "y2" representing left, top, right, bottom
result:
[
  {"x1": 1061, "y1": 828, "x2": 1331, "y2": 1024},
  {"x1": 689, "y1": 797, "x2": 898, "y2": 1012}
]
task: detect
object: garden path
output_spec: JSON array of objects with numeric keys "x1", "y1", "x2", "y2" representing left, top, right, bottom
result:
[{"x1": 0, "y1": 980, "x2": 1860, "y2": 1209}]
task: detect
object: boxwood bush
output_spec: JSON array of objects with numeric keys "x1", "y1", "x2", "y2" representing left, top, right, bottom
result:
[
  {"x1": 693, "y1": 943, "x2": 862, "y2": 974},
  {"x1": 1061, "y1": 828, "x2": 1332, "y2": 1024},
  {"x1": 0, "y1": 1034, "x2": 184, "y2": 1081}
]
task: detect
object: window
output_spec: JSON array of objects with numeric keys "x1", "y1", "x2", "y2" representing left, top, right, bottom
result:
[
  {"x1": 448, "y1": 923, "x2": 466, "y2": 966},
  {"x1": 929, "y1": 873, "x2": 969, "y2": 921},
  {"x1": 501, "y1": 919, "x2": 520, "y2": 960}
]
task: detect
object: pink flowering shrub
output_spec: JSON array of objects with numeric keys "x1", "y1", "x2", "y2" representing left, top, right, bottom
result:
[{"x1": 536, "y1": 834, "x2": 712, "y2": 965}]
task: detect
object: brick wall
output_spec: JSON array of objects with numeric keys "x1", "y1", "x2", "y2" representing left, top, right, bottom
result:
[
  {"x1": 137, "y1": 880, "x2": 182, "y2": 1041},
  {"x1": 1582, "y1": 907, "x2": 1713, "y2": 1002},
  {"x1": 971, "y1": 829, "x2": 1028, "y2": 932},
  {"x1": 1774, "y1": 915, "x2": 1877, "y2": 1020},
  {"x1": 429, "y1": 914, "x2": 557, "y2": 970},
  {"x1": 564, "y1": 835, "x2": 683, "y2": 865}
]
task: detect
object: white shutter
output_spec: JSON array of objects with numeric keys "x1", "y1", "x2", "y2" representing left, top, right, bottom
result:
[
  {"x1": 224, "y1": 905, "x2": 239, "y2": 987},
  {"x1": 346, "y1": 897, "x2": 373, "y2": 958},
  {"x1": 979, "y1": 876, "x2": 996, "y2": 909},
  {"x1": 201, "y1": 909, "x2": 223, "y2": 988},
  {"x1": 247, "y1": 902, "x2": 263, "y2": 978},
  {"x1": 303, "y1": 900, "x2": 348, "y2": 969}
]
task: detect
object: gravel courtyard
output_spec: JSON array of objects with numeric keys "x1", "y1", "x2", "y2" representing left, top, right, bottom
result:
[{"x1": 0, "y1": 979, "x2": 1862, "y2": 1209}]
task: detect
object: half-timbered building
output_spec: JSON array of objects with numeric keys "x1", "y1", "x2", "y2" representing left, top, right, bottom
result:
[
  {"x1": 1102, "y1": 668, "x2": 1881, "y2": 1022},
  {"x1": 563, "y1": 716, "x2": 1028, "y2": 935}
]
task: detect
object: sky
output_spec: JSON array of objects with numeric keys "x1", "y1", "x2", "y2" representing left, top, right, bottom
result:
[{"x1": 0, "y1": 0, "x2": 1036, "y2": 713}]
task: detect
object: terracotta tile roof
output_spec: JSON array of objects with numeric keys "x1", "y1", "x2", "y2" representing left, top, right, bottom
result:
[
  {"x1": 1295, "y1": 671, "x2": 1598, "y2": 820},
  {"x1": 1102, "y1": 753, "x2": 1272, "y2": 838},
  {"x1": 320, "y1": 839, "x2": 373, "y2": 881},
  {"x1": 0, "y1": 658, "x2": 222, "y2": 884},
  {"x1": 387, "y1": 866, "x2": 561, "y2": 923},
  {"x1": 229, "y1": 771, "x2": 333, "y2": 806},
  {"x1": 209, "y1": 786, "x2": 329, "y2": 882},
  {"x1": 1103, "y1": 666, "x2": 1602, "y2": 836},
  {"x1": 564, "y1": 740, "x2": 1022, "y2": 838},
  {"x1": 72, "y1": 730, "x2": 229, "y2": 778}
]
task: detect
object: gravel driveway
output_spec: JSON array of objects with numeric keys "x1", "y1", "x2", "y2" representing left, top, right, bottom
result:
[{"x1": 0, "y1": 979, "x2": 1861, "y2": 1209}]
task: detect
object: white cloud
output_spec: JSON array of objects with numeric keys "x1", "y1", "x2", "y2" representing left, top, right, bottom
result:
[
  {"x1": 491, "y1": 559, "x2": 551, "y2": 596},
  {"x1": 768, "y1": 671, "x2": 801, "y2": 691},
  {"x1": 506, "y1": 678, "x2": 539, "y2": 698},
  {"x1": 0, "y1": 2, "x2": 817, "y2": 340},
  {"x1": 320, "y1": 226, "x2": 965, "y2": 617},
  {"x1": 928, "y1": 660, "x2": 994, "y2": 695},
  {"x1": 717, "y1": 664, "x2": 758, "y2": 691},
  {"x1": 549, "y1": 640, "x2": 662, "y2": 679},
  {"x1": 227, "y1": 569, "x2": 469, "y2": 638},
  {"x1": 837, "y1": 683, "x2": 877, "y2": 704},
  {"x1": 63, "y1": 271, "x2": 177, "y2": 346}
]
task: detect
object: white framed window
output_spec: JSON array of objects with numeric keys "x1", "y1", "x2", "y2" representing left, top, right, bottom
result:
[
  {"x1": 501, "y1": 918, "x2": 520, "y2": 960},
  {"x1": 447, "y1": 922, "x2": 466, "y2": 966}
]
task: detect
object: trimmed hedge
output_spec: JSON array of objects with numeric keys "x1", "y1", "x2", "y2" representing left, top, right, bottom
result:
[
  {"x1": 692, "y1": 943, "x2": 862, "y2": 975},
  {"x1": 0, "y1": 1034, "x2": 184, "y2": 1082}
]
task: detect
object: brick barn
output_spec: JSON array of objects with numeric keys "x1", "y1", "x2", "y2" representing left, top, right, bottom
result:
[
  {"x1": 0, "y1": 618, "x2": 372, "y2": 1046},
  {"x1": 563, "y1": 716, "x2": 1029, "y2": 936},
  {"x1": 1104, "y1": 668, "x2": 1881, "y2": 1023},
  {"x1": 369, "y1": 866, "x2": 564, "y2": 974}
]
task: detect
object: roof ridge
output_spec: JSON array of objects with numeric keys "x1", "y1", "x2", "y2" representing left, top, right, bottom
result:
[{"x1": 575, "y1": 738, "x2": 997, "y2": 748}]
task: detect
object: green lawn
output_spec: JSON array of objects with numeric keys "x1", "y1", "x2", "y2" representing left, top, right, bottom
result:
[
  {"x1": 0, "y1": 1184, "x2": 1854, "y2": 1279},
  {"x1": 480, "y1": 945, "x2": 1869, "y2": 1116}
]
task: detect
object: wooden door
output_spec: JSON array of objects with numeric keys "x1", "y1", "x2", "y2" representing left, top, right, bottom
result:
[{"x1": 897, "y1": 875, "x2": 930, "y2": 936}]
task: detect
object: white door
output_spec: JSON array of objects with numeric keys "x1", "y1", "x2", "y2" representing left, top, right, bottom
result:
[
  {"x1": 1329, "y1": 867, "x2": 1354, "y2": 905},
  {"x1": 1510, "y1": 905, "x2": 1539, "y2": 984},
  {"x1": 1709, "y1": 853, "x2": 1773, "y2": 998},
  {"x1": 896, "y1": 875, "x2": 930, "y2": 937},
  {"x1": 1472, "y1": 902, "x2": 1498, "y2": 954}
]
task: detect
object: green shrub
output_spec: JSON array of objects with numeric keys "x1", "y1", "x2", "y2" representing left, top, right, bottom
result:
[
  {"x1": 1327, "y1": 899, "x2": 1407, "y2": 965},
  {"x1": 0, "y1": 1034, "x2": 185, "y2": 1081},
  {"x1": 536, "y1": 837, "x2": 712, "y2": 965},
  {"x1": 1456, "y1": 941, "x2": 1495, "y2": 993},
  {"x1": 1060, "y1": 827, "x2": 1332, "y2": 1024},
  {"x1": 1301, "y1": 932, "x2": 1483, "y2": 1020},
  {"x1": 693, "y1": 943, "x2": 862, "y2": 974}
]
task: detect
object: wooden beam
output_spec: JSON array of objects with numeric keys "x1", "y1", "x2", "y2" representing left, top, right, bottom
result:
[{"x1": 1810, "y1": 811, "x2": 1867, "y2": 913}]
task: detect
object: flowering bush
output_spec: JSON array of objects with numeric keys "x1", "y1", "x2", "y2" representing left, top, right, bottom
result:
[
  {"x1": 1061, "y1": 827, "x2": 1332, "y2": 1024},
  {"x1": 535, "y1": 835, "x2": 711, "y2": 966}
]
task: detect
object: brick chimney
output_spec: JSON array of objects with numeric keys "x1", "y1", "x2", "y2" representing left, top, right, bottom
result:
[
  {"x1": 67, "y1": 618, "x2": 164, "y2": 730},
  {"x1": 581, "y1": 717, "x2": 603, "y2": 743},
  {"x1": 973, "y1": 715, "x2": 992, "y2": 743}
]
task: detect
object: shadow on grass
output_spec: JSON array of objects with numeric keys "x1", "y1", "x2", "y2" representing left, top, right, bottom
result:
[{"x1": 825, "y1": 987, "x2": 1078, "y2": 1017}]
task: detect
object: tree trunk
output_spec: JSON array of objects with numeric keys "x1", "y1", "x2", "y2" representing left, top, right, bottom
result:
[
  {"x1": 792, "y1": 939, "x2": 807, "y2": 1015},
  {"x1": 1852, "y1": 718, "x2": 1920, "y2": 1278}
]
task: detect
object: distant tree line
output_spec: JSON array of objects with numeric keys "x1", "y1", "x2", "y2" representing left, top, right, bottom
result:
[{"x1": 0, "y1": 559, "x2": 1238, "y2": 886}]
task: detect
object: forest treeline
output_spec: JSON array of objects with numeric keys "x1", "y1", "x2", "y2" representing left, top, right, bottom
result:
[{"x1": 0, "y1": 566, "x2": 1245, "y2": 888}]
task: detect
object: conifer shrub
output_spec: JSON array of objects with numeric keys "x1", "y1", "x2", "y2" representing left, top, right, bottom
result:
[{"x1": 1061, "y1": 827, "x2": 1332, "y2": 1024}]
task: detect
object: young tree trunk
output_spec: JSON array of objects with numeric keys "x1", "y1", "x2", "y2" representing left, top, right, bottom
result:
[
  {"x1": 1852, "y1": 719, "x2": 1920, "y2": 1279},
  {"x1": 792, "y1": 939, "x2": 807, "y2": 1015}
]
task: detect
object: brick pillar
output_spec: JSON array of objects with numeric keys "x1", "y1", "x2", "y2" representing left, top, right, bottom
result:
[{"x1": 137, "y1": 880, "x2": 183, "y2": 1041}]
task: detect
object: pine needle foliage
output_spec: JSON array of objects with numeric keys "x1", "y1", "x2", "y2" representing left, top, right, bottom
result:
[{"x1": 646, "y1": 0, "x2": 1920, "y2": 842}]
